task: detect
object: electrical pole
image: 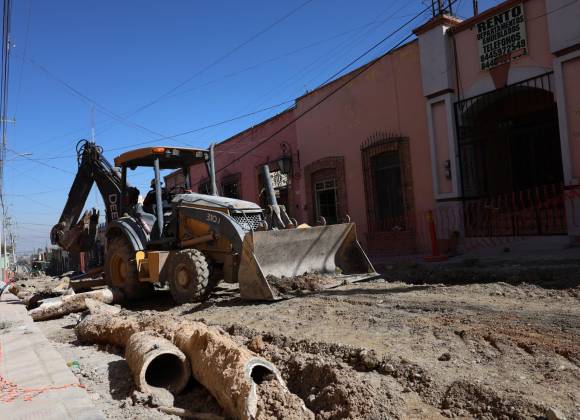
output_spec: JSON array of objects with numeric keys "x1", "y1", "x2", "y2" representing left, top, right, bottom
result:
[
  {"x1": 0, "y1": 0, "x2": 11, "y2": 283},
  {"x1": 10, "y1": 229, "x2": 14, "y2": 265},
  {"x1": 3, "y1": 213, "x2": 7, "y2": 275}
]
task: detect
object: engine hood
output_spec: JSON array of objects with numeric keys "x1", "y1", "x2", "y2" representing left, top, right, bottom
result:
[{"x1": 172, "y1": 193, "x2": 262, "y2": 211}]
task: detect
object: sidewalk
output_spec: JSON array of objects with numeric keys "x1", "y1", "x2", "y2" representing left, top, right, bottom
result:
[{"x1": 0, "y1": 291, "x2": 104, "y2": 420}]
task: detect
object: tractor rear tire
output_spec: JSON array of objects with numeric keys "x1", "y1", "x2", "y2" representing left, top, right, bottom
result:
[
  {"x1": 105, "y1": 236, "x2": 153, "y2": 300},
  {"x1": 166, "y1": 249, "x2": 213, "y2": 304}
]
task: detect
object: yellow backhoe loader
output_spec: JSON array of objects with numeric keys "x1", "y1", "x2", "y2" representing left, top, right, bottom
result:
[{"x1": 51, "y1": 140, "x2": 375, "y2": 303}]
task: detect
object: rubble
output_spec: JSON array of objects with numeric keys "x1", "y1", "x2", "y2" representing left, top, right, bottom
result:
[{"x1": 266, "y1": 273, "x2": 338, "y2": 296}]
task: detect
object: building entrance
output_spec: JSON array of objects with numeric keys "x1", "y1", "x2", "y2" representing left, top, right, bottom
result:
[{"x1": 455, "y1": 73, "x2": 566, "y2": 236}]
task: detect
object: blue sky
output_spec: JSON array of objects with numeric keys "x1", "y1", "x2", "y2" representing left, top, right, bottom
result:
[{"x1": 4, "y1": 0, "x2": 499, "y2": 254}]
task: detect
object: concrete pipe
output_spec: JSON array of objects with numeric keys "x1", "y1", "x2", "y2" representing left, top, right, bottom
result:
[
  {"x1": 125, "y1": 331, "x2": 191, "y2": 395},
  {"x1": 75, "y1": 312, "x2": 313, "y2": 419},
  {"x1": 29, "y1": 287, "x2": 123, "y2": 321}
]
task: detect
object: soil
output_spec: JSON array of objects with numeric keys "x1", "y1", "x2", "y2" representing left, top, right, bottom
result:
[
  {"x1": 31, "y1": 274, "x2": 580, "y2": 419},
  {"x1": 256, "y1": 376, "x2": 313, "y2": 420},
  {"x1": 266, "y1": 273, "x2": 338, "y2": 297}
]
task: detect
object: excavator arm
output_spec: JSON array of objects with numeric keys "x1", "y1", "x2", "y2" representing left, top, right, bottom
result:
[{"x1": 50, "y1": 140, "x2": 124, "y2": 252}]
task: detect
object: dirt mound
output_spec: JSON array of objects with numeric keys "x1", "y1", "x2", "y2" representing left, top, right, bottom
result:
[
  {"x1": 226, "y1": 323, "x2": 437, "y2": 401},
  {"x1": 282, "y1": 354, "x2": 401, "y2": 419},
  {"x1": 266, "y1": 273, "x2": 337, "y2": 295},
  {"x1": 224, "y1": 325, "x2": 403, "y2": 419},
  {"x1": 442, "y1": 380, "x2": 544, "y2": 419},
  {"x1": 256, "y1": 376, "x2": 314, "y2": 420}
]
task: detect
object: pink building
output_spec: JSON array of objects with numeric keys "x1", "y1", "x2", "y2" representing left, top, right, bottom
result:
[
  {"x1": 293, "y1": 40, "x2": 433, "y2": 256},
  {"x1": 413, "y1": 0, "x2": 580, "y2": 248},
  {"x1": 167, "y1": 0, "x2": 580, "y2": 258}
]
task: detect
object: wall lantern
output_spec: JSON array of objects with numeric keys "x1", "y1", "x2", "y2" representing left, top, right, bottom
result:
[{"x1": 277, "y1": 156, "x2": 292, "y2": 174}]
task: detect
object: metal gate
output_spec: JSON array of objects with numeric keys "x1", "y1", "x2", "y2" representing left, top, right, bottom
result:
[{"x1": 454, "y1": 72, "x2": 566, "y2": 236}]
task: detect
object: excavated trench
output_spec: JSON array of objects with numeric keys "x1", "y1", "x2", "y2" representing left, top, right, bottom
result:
[{"x1": 221, "y1": 323, "x2": 547, "y2": 420}]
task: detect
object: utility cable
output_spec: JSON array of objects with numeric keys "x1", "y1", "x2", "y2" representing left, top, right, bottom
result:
[
  {"x1": 6, "y1": 146, "x2": 73, "y2": 173},
  {"x1": 29, "y1": 17, "x2": 378, "y2": 151},
  {"x1": 19, "y1": 55, "x2": 166, "y2": 140},
  {"x1": 125, "y1": 0, "x2": 315, "y2": 118},
  {"x1": 210, "y1": 6, "x2": 435, "y2": 178},
  {"x1": 12, "y1": 0, "x2": 31, "y2": 118},
  {"x1": 26, "y1": 98, "x2": 295, "y2": 161}
]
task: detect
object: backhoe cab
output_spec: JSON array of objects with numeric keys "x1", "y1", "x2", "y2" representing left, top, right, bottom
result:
[{"x1": 52, "y1": 140, "x2": 375, "y2": 304}]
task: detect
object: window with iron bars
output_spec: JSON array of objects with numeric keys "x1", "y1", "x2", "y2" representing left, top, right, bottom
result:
[
  {"x1": 314, "y1": 178, "x2": 338, "y2": 225},
  {"x1": 221, "y1": 173, "x2": 241, "y2": 199},
  {"x1": 361, "y1": 133, "x2": 411, "y2": 232}
]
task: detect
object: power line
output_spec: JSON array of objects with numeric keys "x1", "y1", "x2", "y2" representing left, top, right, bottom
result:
[
  {"x1": 28, "y1": 17, "x2": 375, "y2": 152},
  {"x1": 15, "y1": 98, "x2": 295, "y2": 163},
  {"x1": 4, "y1": 187, "x2": 67, "y2": 196},
  {"x1": 206, "y1": 1, "x2": 443, "y2": 180},
  {"x1": 6, "y1": 146, "x2": 73, "y2": 173},
  {"x1": 12, "y1": 0, "x2": 31, "y2": 118},
  {"x1": 19, "y1": 54, "x2": 166, "y2": 140},
  {"x1": 39, "y1": 3, "x2": 419, "y2": 160},
  {"x1": 246, "y1": 0, "x2": 418, "y2": 111},
  {"x1": 105, "y1": 99, "x2": 295, "y2": 152},
  {"x1": 124, "y1": 0, "x2": 315, "y2": 119},
  {"x1": 26, "y1": 4, "x2": 414, "y2": 161}
]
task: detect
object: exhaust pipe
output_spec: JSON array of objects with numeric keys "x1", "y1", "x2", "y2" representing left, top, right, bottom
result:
[
  {"x1": 209, "y1": 143, "x2": 218, "y2": 196},
  {"x1": 125, "y1": 332, "x2": 191, "y2": 395}
]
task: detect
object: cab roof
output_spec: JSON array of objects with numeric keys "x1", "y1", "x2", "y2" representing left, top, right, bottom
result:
[{"x1": 114, "y1": 146, "x2": 209, "y2": 169}]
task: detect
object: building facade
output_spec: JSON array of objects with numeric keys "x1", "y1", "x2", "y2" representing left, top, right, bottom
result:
[
  {"x1": 293, "y1": 40, "x2": 433, "y2": 256},
  {"x1": 415, "y1": 0, "x2": 580, "y2": 248},
  {"x1": 167, "y1": 0, "x2": 580, "y2": 257}
]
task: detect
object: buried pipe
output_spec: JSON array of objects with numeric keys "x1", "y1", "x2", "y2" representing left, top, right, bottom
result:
[
  {"x1": 125, "y1": 332, "x2": 191, "y2": 395},
  {"x1": 75, "y1": 312, "x2": 313, "y2": 419}
]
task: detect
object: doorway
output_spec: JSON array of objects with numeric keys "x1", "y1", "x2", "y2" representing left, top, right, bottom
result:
[{"x1": 455, "y1": 73, "x2": 565, "y2": 236}]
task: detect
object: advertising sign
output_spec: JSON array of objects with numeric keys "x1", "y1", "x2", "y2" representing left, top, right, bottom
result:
[{"x1": 477, "y1": 3, "x2": 527, "y2": 70}]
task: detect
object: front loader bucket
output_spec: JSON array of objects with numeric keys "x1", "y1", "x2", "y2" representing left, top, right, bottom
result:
[{"x1": 238, "y1": 223, "x2": 376, "y2": 300}]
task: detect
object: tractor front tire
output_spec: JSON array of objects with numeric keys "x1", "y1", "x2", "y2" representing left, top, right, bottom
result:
[
  {"x1": 166, "y1": 249, "x2": 212, "y2": 304},
  {"x1": 104, "y1": 236, "x2": 153, "y2": 300}
]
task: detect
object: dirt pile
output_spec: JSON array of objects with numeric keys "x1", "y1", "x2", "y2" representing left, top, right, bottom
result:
[
  {"x1": 283, "y1": 354, "x2": 401, "y2": 419},
  {"x1": 226, "y1": 325, "x2": 405, "y2": 419},
  {"x1": 266, "y1": 273, "x2": 337, "y2": 296},
  {"x1": 256, "y1": 376, "x2": 314, "y2": 420},
  {"x1": 379, "y1": 260, "x2": 580, "y2": 289},
  {"x1": 227, "y1": 324, "x2": 435, "y2": 395},
  {"x1": 442, "y1": 380, "x2": 544, "y2": 419}
]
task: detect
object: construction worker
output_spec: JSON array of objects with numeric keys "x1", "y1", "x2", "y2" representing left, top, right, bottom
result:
[{"x1": 143, "y1": 179, "x2": 164, "y2": 214}]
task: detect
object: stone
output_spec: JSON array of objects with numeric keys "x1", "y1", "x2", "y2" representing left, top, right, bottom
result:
[
  {"x1": 150, "y1": 388, "x2": 175, "y2": 408},
  {"x1": 248, "y1": 335, "x2": 265, "y2": 353},
  {"x1": 438, "y1": 352, "x2": 451, "y2": 361},
  {"x1": 359, "y1": 349, "x2": 380, "y2": 370},
  {"x1": 546, "y1": 407, "x2": 567, "y2": 420},
  {"x1": 382, "y1": 363, "x2": 395, "y2": 374}
]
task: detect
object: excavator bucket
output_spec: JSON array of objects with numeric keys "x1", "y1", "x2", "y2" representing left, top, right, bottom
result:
[{"x1": 238, "y1": 223, "x2": 376, "y2": 300}]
